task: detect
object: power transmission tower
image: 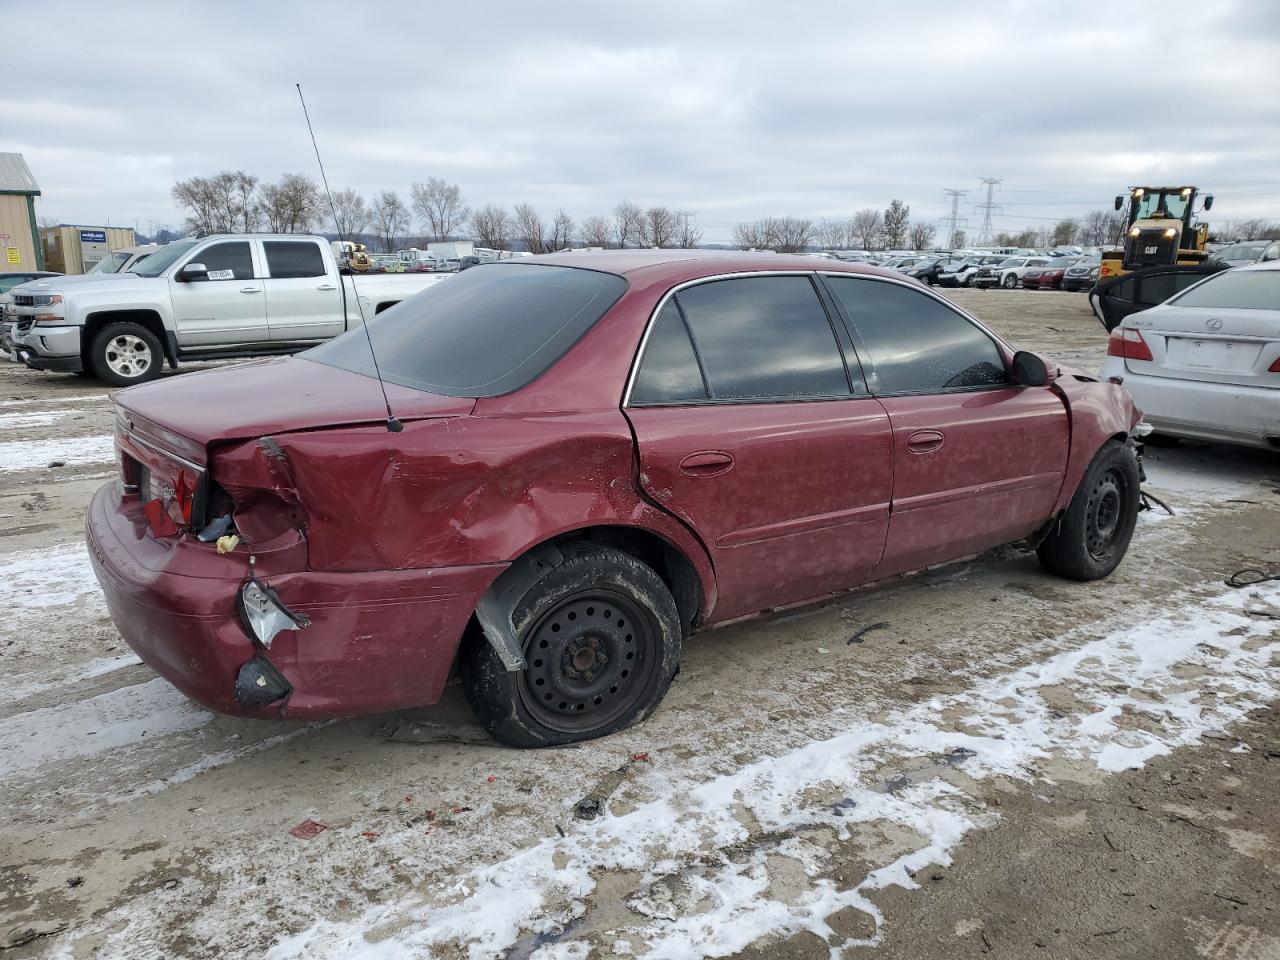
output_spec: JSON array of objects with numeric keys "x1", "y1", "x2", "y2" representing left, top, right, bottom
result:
[
  {"x1": 974, "y1": 177, "x2": 1003, "y2": 245},
  {"x1": 940, "y1": 189, "x2": 968, "y2": 248}
]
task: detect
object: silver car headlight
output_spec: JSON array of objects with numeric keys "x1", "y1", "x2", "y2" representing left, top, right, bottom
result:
[{"x1": 237, "y1": 579, "x2": 309, "y2": 648}]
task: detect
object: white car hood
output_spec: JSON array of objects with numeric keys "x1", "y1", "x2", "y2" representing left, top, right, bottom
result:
[{"x1": 13, "y1": 273, "x2": 161, "y2": 296}]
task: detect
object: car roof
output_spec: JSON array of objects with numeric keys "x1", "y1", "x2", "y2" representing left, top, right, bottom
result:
[{"x1": 523, "y1": 249, "x2": 911, "y2": 284}]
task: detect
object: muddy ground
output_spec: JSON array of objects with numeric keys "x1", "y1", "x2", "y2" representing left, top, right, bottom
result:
[{"x1": 0, "y1": 289, "x2": 1277, "y2": 959}]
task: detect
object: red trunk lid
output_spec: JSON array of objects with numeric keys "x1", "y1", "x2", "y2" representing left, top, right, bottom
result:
[{"x1": 113, "y1": 356, "x2": 475, "y2": 454}]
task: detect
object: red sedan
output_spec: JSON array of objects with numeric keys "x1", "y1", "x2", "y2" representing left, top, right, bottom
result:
[
  {"x1": 88, "y1": 252, "x2": 1144, "y2": 746},
  {"x1": 1022, "y1": 260, "x2": 1076, "y2": 290}
]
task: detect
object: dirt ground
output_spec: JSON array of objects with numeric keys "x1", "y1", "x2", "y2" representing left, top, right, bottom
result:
[{"x1": 1, "y1": 289, "x2": 1277, "y2": 959}]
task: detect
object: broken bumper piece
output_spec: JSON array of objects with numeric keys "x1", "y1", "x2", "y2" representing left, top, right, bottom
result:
[{"x1": 85, "y1": 483, "x2": 506, "y2": 719}]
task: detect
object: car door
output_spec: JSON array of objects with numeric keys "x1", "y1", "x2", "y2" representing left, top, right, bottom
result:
[
  {"x1": 822, "y1": 274, "x2": 1069, "y2": 578},
  {"x1": 168, "y1": 240, "x2": 268, "y2": 347},
  {"x1": 624, "y1": 274, "x2": 893, "y2": 622},
  {"x1": 1090, "y1": 265, "x2": 1226, "y2": 331},
  {"x1": 262, "y1": 239, "x2": 344, "y2": 343}
]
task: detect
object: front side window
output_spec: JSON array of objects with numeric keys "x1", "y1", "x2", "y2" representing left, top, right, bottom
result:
[
  {"x1": 306, "y1": 262, "x2": 627, "y2": 397},
  {"x1": 826, "y1": 277, "x2": 1006, "y2": 393},
  {"x1": 1169, "y1": 270, "x2": 1279, "y2": 310},
  {"x1": 264, "y1": 241, "x2": 326, "y2": 279},
  {"x1": 630, "y1": 301, "x2": 707, "y2": 404},
  {"x1": 672, "y1": 276, "x2": 851, "y2": 400},
  {"x1": 193, "y1": 242, "x2": 253, "y2": 281}
]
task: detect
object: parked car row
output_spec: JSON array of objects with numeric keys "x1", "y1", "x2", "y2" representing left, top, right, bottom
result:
[{"x1": 820, "y1": 249, "x2": 1101, "y2": 291}]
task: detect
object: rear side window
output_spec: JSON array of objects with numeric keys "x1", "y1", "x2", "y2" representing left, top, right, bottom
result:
[
  {"x1": 265, "y1": 241, "x2": 326, "y2": 279},
  {"x1": 196, "y1": 242, "x2": 253, "y2": 281},
  {"x1": 631, "y1": 302, "x2": 708, "y2": 404},
  {"x1": 1170, "y1": 270, "x2": 1280, "y2": 310},
  {"x1": 673, "y1": 276, "x2": 851, "y2": 400},
  {"x1": 826, "y1": 277, "x2": 1006, "y2": 393},
  {"x1": 305, "y1": 263, "x2": 627, "y2": 397}
]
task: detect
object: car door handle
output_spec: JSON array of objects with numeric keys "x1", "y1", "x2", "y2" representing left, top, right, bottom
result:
[
  {"x1": 906, "y1": 430, "x2": 945, "y2": 453},
  {"x1": 239, "y1": 286, "x2": 261, "y2": 294},
  {"x1": 679, "y1": 451, "x2": 734, "y2": 476},
  {"x1": 316, "y1": 283, "x2": 337, "y2": 291}
]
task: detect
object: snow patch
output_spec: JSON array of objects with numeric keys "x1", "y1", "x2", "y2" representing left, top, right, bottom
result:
[
  {"x1": 0, "y1": 542, "x2": 100, "y2": 608},
  {"x1": 0, "y1": 678, "x2": 214, "y2": 779},
  {"x1": 0, "y1": 434, "x2": 114, "y2": 473},
  {"x1": 267, "y1": 581, "x2": 1280, "y2": 959}
]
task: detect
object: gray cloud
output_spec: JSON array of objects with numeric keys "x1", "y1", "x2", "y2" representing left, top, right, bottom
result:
[{"x1": 4, "y1": 0, "x2": 1277, "y2": 241}]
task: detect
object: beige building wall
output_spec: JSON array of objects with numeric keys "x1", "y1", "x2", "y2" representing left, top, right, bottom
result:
[
  {"x1": 0, "y1": 195, "x2": 39, "y2": 272},
  {"x1": 41, "y1": 225, "x2": 137, "y2": 274}
]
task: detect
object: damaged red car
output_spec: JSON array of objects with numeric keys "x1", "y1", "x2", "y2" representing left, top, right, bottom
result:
[{"x1": 88, "y1": 252, "x2": 1145, "y2": 746}]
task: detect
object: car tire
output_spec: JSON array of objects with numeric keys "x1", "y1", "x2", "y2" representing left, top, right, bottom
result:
[
  {"x1": 1001, "y1": 273, "x2": 1018, "y2": 289},
  {"x1": 1037, "y1": 440, "x2": 1140, "y2": 581},
  {"x1": 963, "y1": 277, "x2": 974, "y2": 287},
  {"x1": 90, "y1": 322, "x2": 163, "y2": 387},
  {"x1": 461, "y1": 544, "x2": 682, "y2": 748}
]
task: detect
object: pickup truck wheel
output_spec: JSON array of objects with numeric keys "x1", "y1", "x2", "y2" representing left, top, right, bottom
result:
[
  {"x1": 91, "y1": 322, "x2": 162, "y2": 386},
  {"x1": 461, "y1": 545, "x2": 682, "y2": 748},
  {"x1": 1001, "y1": 272, "x2": 1018, "y2": 289},
  {"x1": 1037, "y1": 441, "x2": 1140, "y2": 581}
]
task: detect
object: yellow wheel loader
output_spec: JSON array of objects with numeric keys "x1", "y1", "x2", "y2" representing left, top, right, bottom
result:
[{"x1": 1098, "y1": 185, "x2": 1214, "y2": 281}]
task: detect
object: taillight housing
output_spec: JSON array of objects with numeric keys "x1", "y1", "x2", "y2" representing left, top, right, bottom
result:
[
  {"x1": 1269, "y1": 356, "x2": 1280, "y2": 373},
  {"x1": 1108, "y1": 327, "x2": 1154, "y2": 362}
]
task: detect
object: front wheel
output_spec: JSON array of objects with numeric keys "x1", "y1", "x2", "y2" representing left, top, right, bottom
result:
[
  {"x1": 1037, "y1": 441, "x2": 1140, "y2": 581},
  {"x1": 1001, "y1": 272, "x2": 1018, "y2": 289},
  {"x1": 89, "y1": 322, "x2": 163, "y2": 386},
  {"x1": 461, "y1": 545, "x2": 682, "y2": 747}
]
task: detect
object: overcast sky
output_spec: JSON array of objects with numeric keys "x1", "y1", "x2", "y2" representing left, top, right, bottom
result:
[{"x1": 4, "y1": 0, "x2": 1278, "y2": 242}]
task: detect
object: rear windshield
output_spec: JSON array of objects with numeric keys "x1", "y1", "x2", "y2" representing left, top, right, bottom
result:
[
  {"x1": 305, "y1": 262, "x2": 627, "y2": 397},
  {"x1": 1169, "y1": 270, "x2": 1279, "y2": 310}
]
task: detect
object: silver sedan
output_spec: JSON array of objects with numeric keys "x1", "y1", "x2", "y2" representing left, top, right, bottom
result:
[{"x1": 1099, "y1": 262, "x2": 1280, "y2": 449}]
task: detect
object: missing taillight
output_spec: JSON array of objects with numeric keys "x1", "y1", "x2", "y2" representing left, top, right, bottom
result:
[{"x1": 1107, "y1": 328, "x2": 1154, "y2": 362}]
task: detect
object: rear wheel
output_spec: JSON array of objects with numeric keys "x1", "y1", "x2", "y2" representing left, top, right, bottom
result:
[
  {"x1": 461, "y1": 545, "x2": 682, "y2": 747},
  {"x1": 90, "y1": 322, "x2": 162, "y2": 386},
  {"x1": 1001, "y1": 272, "x2": 1018, "y2": 289},
  {"x1": 1037, "y1": 441, "x2": 1140, "y2": 581}
]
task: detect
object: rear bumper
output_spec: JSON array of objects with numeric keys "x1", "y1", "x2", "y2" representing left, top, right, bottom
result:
[
  {"x1": 1101, "y1": 358, "x2": 1280, "y2": 449},
  {"x1": 85, "y1": 482, "x2": 505, "y2": 719}
]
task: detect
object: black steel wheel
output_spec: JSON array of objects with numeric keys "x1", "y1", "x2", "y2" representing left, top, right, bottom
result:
[
  {"x1": 1038, "y1": 440, "x2": 1140, "y2": 581},
  {"x1": 462, "y1": 544, "x2": 682, "y2": 747}
]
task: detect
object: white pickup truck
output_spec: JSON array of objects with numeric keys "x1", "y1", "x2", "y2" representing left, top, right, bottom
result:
[{"x1": 9, "y1": 234, "x2": 446, "y2": 386}]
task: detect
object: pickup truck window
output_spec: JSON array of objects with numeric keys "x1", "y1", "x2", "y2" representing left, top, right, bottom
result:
[
  {"x1": 264, "y1": 241, "x2": 325, "y2": 279},
  {"x1": 131, "y1": 239, "x2": 198, "y2": 277},
  {"x1": 305, "y1": 262, "x2": 627, "y2": 397},
  {"x1": 199, "y1": 242, "x2": 253, "y2": 281}
]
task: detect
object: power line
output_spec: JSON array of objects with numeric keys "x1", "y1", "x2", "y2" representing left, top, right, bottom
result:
[
  {"x1": 940, "y1": 188, "x2": 968, "y2": 248},
  {"x1": 974, "y1": 177, "x2": 1002, "y2": 245}
]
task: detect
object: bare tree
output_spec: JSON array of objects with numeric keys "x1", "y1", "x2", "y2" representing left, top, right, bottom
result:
[
  {"x1": 580, "y1": 215, "x2": 611, "y2": 247},
  {"x1": 612, "y1": 200, "x2": 643, "y2": 248},
  {"x1": 675, "y1": 211, "x2": 702, "y2": 248},
  {"x1": 1080, "y1": 209, "x2": 1124, "y2": 246},
  {"x1": 1051, "y1": 219, "x2": 1078, "y2": 246},
  {"x1": 733, "y1": 221, "x2": 768, "y2": 250},
  {"x1": 951, "y1": 229, "x2": 967, "y2": 248},
  {"x1": 470, "y1": 204, "x2": 512, "y2": 250},
  {"x1": 232, "y1": 172, "x2": 260, "y2": 233},
  {"x1": 410, "y1": 178, "x2": 469, "y2": 241},
  {"x1": 883, "y1": 200, "x2": 910, "y2": 248},
  {"x1": 641, "y1": 206, "x2": 678, "y2": 247},
  {"x1": 550, "y1": 209, "x2": 575, "y2": 250},
  {"x1": 371, "y1": 190, "x2": 409, "y2": 252},
  {"x1": 330, "y1": 189, "x2": 369, "y2": 238},
  {"x1": 258, "y1": 174, "x2": 321, "y2": 233},
  {"x1": 851, "y1": 209, "x2": 882, "y2": 250},
  {"x1": 908, "y1": 222, "x2": 936, "y2": 251},
  {"x1": 172, "y1": 172, "x2": 240, "y2": 235},
  {"x1": 513, "y1": 202, "x2": 548, "y2": 253},
  {"x1": 815, "y1": 219, "x2": 846, "y2": 250}
]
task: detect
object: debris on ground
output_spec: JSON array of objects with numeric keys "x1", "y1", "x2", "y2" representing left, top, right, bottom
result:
[
  {"x1": 377, "y1": 718, "x2": 493, "y2": 744},
  {"x1": 2, "y1": 921, "x2": 68, "y2": 949},
  {"x1": 848, "y1": 622, "x2": 890, "y2": 645},
  {"x1": 574, "y1": 755, "x2": 650, "y2": 820},
  {"x1": 289, "y1": 819, "x2": 329, "y2": 840}
]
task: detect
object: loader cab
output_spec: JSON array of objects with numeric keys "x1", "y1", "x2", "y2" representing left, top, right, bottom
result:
[{"x1": 1100, "y1": 185, "x2": 1214, "y2": 280}]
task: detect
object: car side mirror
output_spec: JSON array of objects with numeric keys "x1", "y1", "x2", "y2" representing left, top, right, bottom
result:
[
  {"x1": 1114, "y1": 195, "x2": 1125, "y2": 211},
  {"x1": 178, "y1": 262, "x2": 208, "y2": 282},
  {"x1": 1011, "y1": 350, "x2": 1053, "y2": 387}
]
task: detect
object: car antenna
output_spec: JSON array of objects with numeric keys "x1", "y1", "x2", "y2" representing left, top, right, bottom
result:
[{"x1": 295, "y1": 82, "x2": 402, "y2": 433}]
